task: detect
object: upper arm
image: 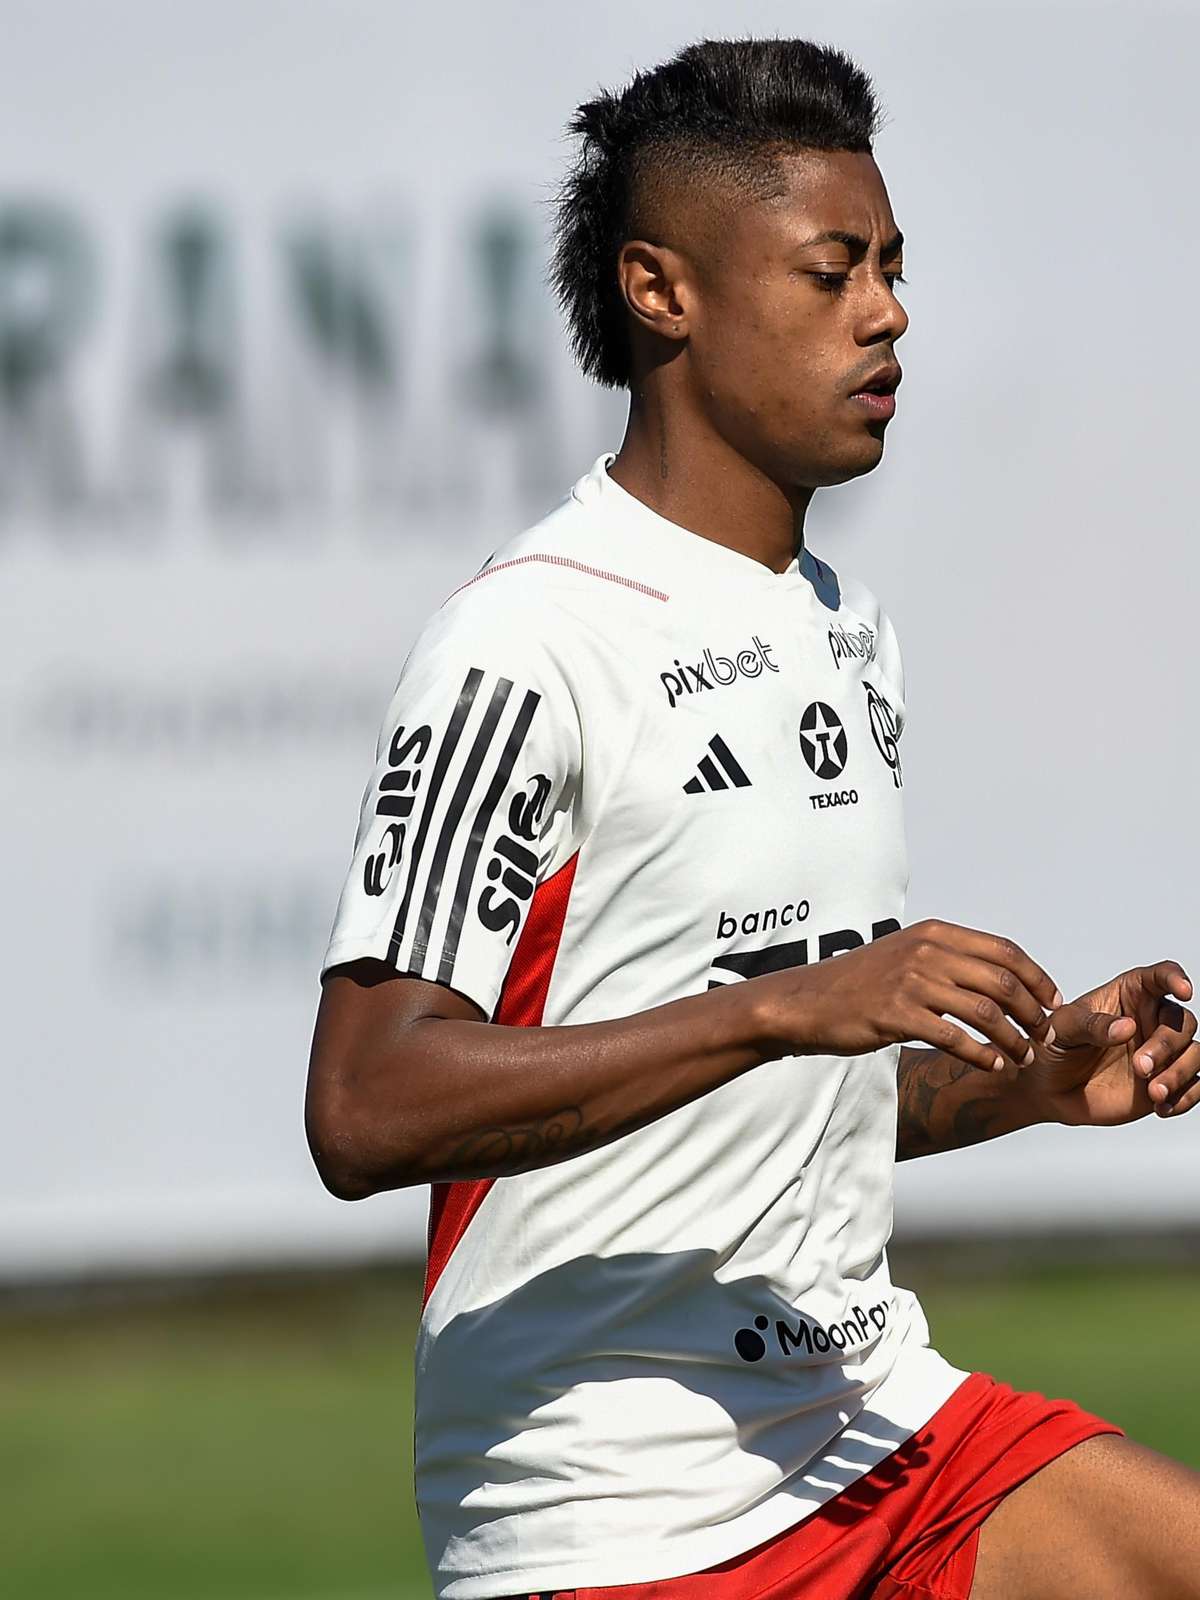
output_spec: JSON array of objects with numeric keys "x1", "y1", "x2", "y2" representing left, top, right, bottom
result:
[
  {"x1": 317, "y1": 595, "x2": 584, "y2": 1019},
  {"x1": 305, "y1": 961, "x2": 485, "y2": 1196},
  {"x1": 306, "y1": 595, "x2": 583, "y2": 1191},
  {"x1": 310, "y1": 958, "x2": 486, "y2": 1083}
]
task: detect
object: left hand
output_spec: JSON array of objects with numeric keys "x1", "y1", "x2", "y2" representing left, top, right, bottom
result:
[{"x1": 1022, "y1": 961, "x2": 1197, "y2": 1126}]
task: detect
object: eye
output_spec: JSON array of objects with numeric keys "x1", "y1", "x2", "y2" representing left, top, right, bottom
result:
[{"x1": 811, "y1": 270, "x2": 908, "y2": 296}]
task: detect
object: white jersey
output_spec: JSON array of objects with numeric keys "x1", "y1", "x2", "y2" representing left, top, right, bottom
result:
[{"x1": 321, "y1": 453, "x2": 966, "y2": 1599}]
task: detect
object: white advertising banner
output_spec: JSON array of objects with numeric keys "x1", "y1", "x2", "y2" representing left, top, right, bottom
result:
[{"x1": 4, "y1": 1, "x2": 1197, "y2": 1276}]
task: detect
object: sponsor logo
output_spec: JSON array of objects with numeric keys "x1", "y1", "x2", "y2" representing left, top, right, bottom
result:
[
  {"x1": 660, "y1": 635, "x2": 777, "y2": 709},
  {"x1": 733, "y1": 1297, "x2": 892, "y2": 1363},
  {"x1": 864, "y1": 682, "x2": 903, "y2": 788},
  {"x1": 828, "y1": 622, "x2": 877, "y2": 670},
  {"x1": 810, "y1": 788, "x2": 858, "y2": 811},
  {"x1": 363, "y1": 721, "x2": 433, "y2": 896},
  {"x1": 476, "y1": 772, "x2": 553, "y2": 945},
  {"x1": 716, "y1": 901, "x2": 810, "y2": 940},
  {"x1": 708, "y1": 918, "x2": 901, "y2": 987},
  {"x1": 376, "y1": 667, "x2": 543, "y2": 983},
  {"x1": 798, "y1": 701, "x2": 847, "y2": 780},
  {"x1": 683, "y1": 735, "x2": 752, "y2": 795}
]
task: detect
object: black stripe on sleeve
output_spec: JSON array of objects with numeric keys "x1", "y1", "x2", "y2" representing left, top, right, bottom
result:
[
  {"x1": 386, "y1": 667, "x2": 483, "y2": 967},
  {"x1": 436, "y1": 687, "x2": 541, "y2": 985},
  {"x1": 410, "y1": 677, "x2": 513, "y2": 965}
]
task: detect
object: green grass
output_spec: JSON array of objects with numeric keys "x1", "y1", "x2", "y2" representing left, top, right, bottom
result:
[
  {"x1": 2, "y1": 1272, "x2": 429, "y2": 1600},
  {"x1": 915, "y1": 1259, "x2": 1200, "y2": 1466},
  {"x1": 5, "y1": 1255, "x2": 1199, "y2": 1600}
]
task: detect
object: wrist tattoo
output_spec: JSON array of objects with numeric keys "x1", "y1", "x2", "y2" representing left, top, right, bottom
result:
[{"x1": 896, "y1": 1051, "x2": 1011, "y2": 1160}]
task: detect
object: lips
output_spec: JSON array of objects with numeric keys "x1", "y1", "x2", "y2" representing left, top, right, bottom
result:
[
  {"x1": 850, "y1": 391, "x2": 896, "y2": 418},
  {"x1": 849, "y1": 363, "x2": 902, "y2": 398}
]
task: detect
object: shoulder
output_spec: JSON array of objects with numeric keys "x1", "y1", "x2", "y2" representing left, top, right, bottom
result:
[
  {"x1": 441, "y1": 491, "x2": 669, "y2": 620},
  {"x1": 396, "y1": 497, "x2": 625, "y2": 719},
  {"x1": 798, "y1": 545, "x2": 889, "y2": 629},
  {"x1": 803, "y1": 548, "x2": 905, "y2": 701},
  {"x1": 815, "y1": 556, "x2": 889, "y2": 635}
]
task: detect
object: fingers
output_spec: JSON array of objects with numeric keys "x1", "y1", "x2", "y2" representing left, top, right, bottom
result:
[
  {"x1": 1137, "y1": 961, "x2": 1193, "y2": 1003},
  {"x1": 943, "y1": 924, "x2": 1062, "y2": 1013},
  {"x1": 1047, "y1": 1000, "x2": 1137, "y2": 1052},
  {"x1": 1154, "y1": 1042, "x2": 1200, "y2": 1117},
  {"x1": 944, "y1": 955, "x2": 1057, "y2": 1046},
  {"x1": 1132, "y1": 999, "x2": 1196, "y2": 1078},
  {"x1": 922, "y1": 980, "x2": 1038, "y2": 1070},
  {"x1": 1135, "y1": 1002, "x2": 1199, "y2": 1111},
  {"x1": 910, "y1": 1010, "x2": 1019, "y2": 1074}
]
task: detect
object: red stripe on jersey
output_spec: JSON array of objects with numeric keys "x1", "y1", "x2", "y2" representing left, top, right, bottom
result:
[
  {"x1": 421, "y1": 850, "x2": 581, "y2": 1308},
  {"x1": 444, "y1": 553, "x2": 669, "y2": 604},
  {"x1": 423, "y1": 1178, "x2": 493, "y2": 1309},
  {"x1": 492, "y1": 850, "x2": 579, "y2": 1027}
]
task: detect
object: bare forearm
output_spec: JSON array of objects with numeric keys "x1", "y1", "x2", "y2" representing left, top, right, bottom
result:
[
  {"x1": 895, "y1": 1046, "x2": 1047, "y2": 1160},
  {"x1": 313, "y1": 980, "x2": 778, "y2": 1195},
  {"x1": 310, "y1": 916, "x2": 1071, "y2": 1196}
]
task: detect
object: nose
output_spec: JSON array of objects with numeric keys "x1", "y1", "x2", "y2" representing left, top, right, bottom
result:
[{"x1": 858, "y1": 272, "x2": 908, "y2": 347}]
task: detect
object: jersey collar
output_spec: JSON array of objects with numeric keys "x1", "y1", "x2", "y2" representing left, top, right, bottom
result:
[{"x1": 570, "y1": 452, "x2": 807, "y2": 597}]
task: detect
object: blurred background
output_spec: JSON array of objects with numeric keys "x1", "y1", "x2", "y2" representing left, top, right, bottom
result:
[{"x1": 4, "y1": 2, "x2": 1197, "y2": 1596}]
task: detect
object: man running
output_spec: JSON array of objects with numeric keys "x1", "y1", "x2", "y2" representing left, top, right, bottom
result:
[{"x1": 306, "y1": 37, "x2": 1200, "y2": 1600}]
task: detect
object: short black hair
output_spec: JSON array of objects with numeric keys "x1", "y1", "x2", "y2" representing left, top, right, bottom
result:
[{"x1": 549, "y1": 38, "x2": 881, "y2": 390}]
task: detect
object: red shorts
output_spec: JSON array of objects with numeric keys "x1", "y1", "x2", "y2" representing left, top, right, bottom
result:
[{"x1": 510, "y1": 1370, "x2": 1121, "y2": 1600}]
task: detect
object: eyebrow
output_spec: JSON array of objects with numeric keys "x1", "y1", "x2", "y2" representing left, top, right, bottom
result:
[{"x1": 796, "y1": 229, "x2": 905, "y2": 257}]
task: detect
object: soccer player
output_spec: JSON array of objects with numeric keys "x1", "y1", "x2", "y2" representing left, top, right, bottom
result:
[{"x1": 306, "y1": 38, "x2": 1200, "y2": 1600}]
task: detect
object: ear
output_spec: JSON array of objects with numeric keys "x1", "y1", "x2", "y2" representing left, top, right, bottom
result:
[{"x1": 616, "y1": 240, "x2": 691, "y2": 345}]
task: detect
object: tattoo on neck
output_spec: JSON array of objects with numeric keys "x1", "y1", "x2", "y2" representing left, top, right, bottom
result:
[{"x1": 659, "y1": 437, "x2": 668, "y2": 480}]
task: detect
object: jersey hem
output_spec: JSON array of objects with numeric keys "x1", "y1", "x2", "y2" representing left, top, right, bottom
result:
[
  {"x1": 430, "y1": 1357, "x2": 970, "y2": 1598},
  {"x1": 320, "y1": 937, "x2": 494, "y2": 1019}
]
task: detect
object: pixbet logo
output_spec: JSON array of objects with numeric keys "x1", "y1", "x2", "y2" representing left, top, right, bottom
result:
[
  {"x1": 828, "y1": 623, "x2": 877, "y2": 670},
  {"x1": 660, "y1": 636, "x2": 778, "y2": 709}
]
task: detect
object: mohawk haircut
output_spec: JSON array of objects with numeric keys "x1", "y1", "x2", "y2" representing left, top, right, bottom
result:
[{"x1": 549, "y1": 38, "x2": 881, "y2": 391}]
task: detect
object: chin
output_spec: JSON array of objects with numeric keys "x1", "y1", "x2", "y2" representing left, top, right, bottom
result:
[{"x1": 807, "y1": 435, "x2": 887, "y2": 488}]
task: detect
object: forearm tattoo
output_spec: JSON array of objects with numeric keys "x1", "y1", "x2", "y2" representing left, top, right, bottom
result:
[
  {"x1": 443, "y1": 1107, "x2": 592, "y2": 1178},
  {"x1": 895, "y1": 1050, "x2": 1014, "y2": 1160}
]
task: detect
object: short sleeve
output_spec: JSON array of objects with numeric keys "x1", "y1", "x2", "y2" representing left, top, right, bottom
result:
[{"x1": 320, "y1": 601, "x2": 583, "y2": 1017}]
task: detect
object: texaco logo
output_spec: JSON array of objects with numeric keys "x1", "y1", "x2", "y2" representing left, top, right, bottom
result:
[
  {"x1": 864, "y1": 682, "x2": 903, "y2": 788},
  {"x1": 799, "y1": 701, "x2": 848, "y2": 780}
]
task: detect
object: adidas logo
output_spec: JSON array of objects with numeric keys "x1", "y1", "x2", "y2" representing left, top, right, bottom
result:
[{"x1": 683, "y1": 735, "x2": 751, "y2": 795}]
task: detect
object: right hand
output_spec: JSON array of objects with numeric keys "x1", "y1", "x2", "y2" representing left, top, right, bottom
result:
[{"x1": 759, "y1": 918, "x2": 1063, "y2": 1072}]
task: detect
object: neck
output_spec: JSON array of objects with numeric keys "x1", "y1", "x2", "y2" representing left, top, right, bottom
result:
[{"x1": 608, "y1": 388, "x2": 812, "y2": 575}]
